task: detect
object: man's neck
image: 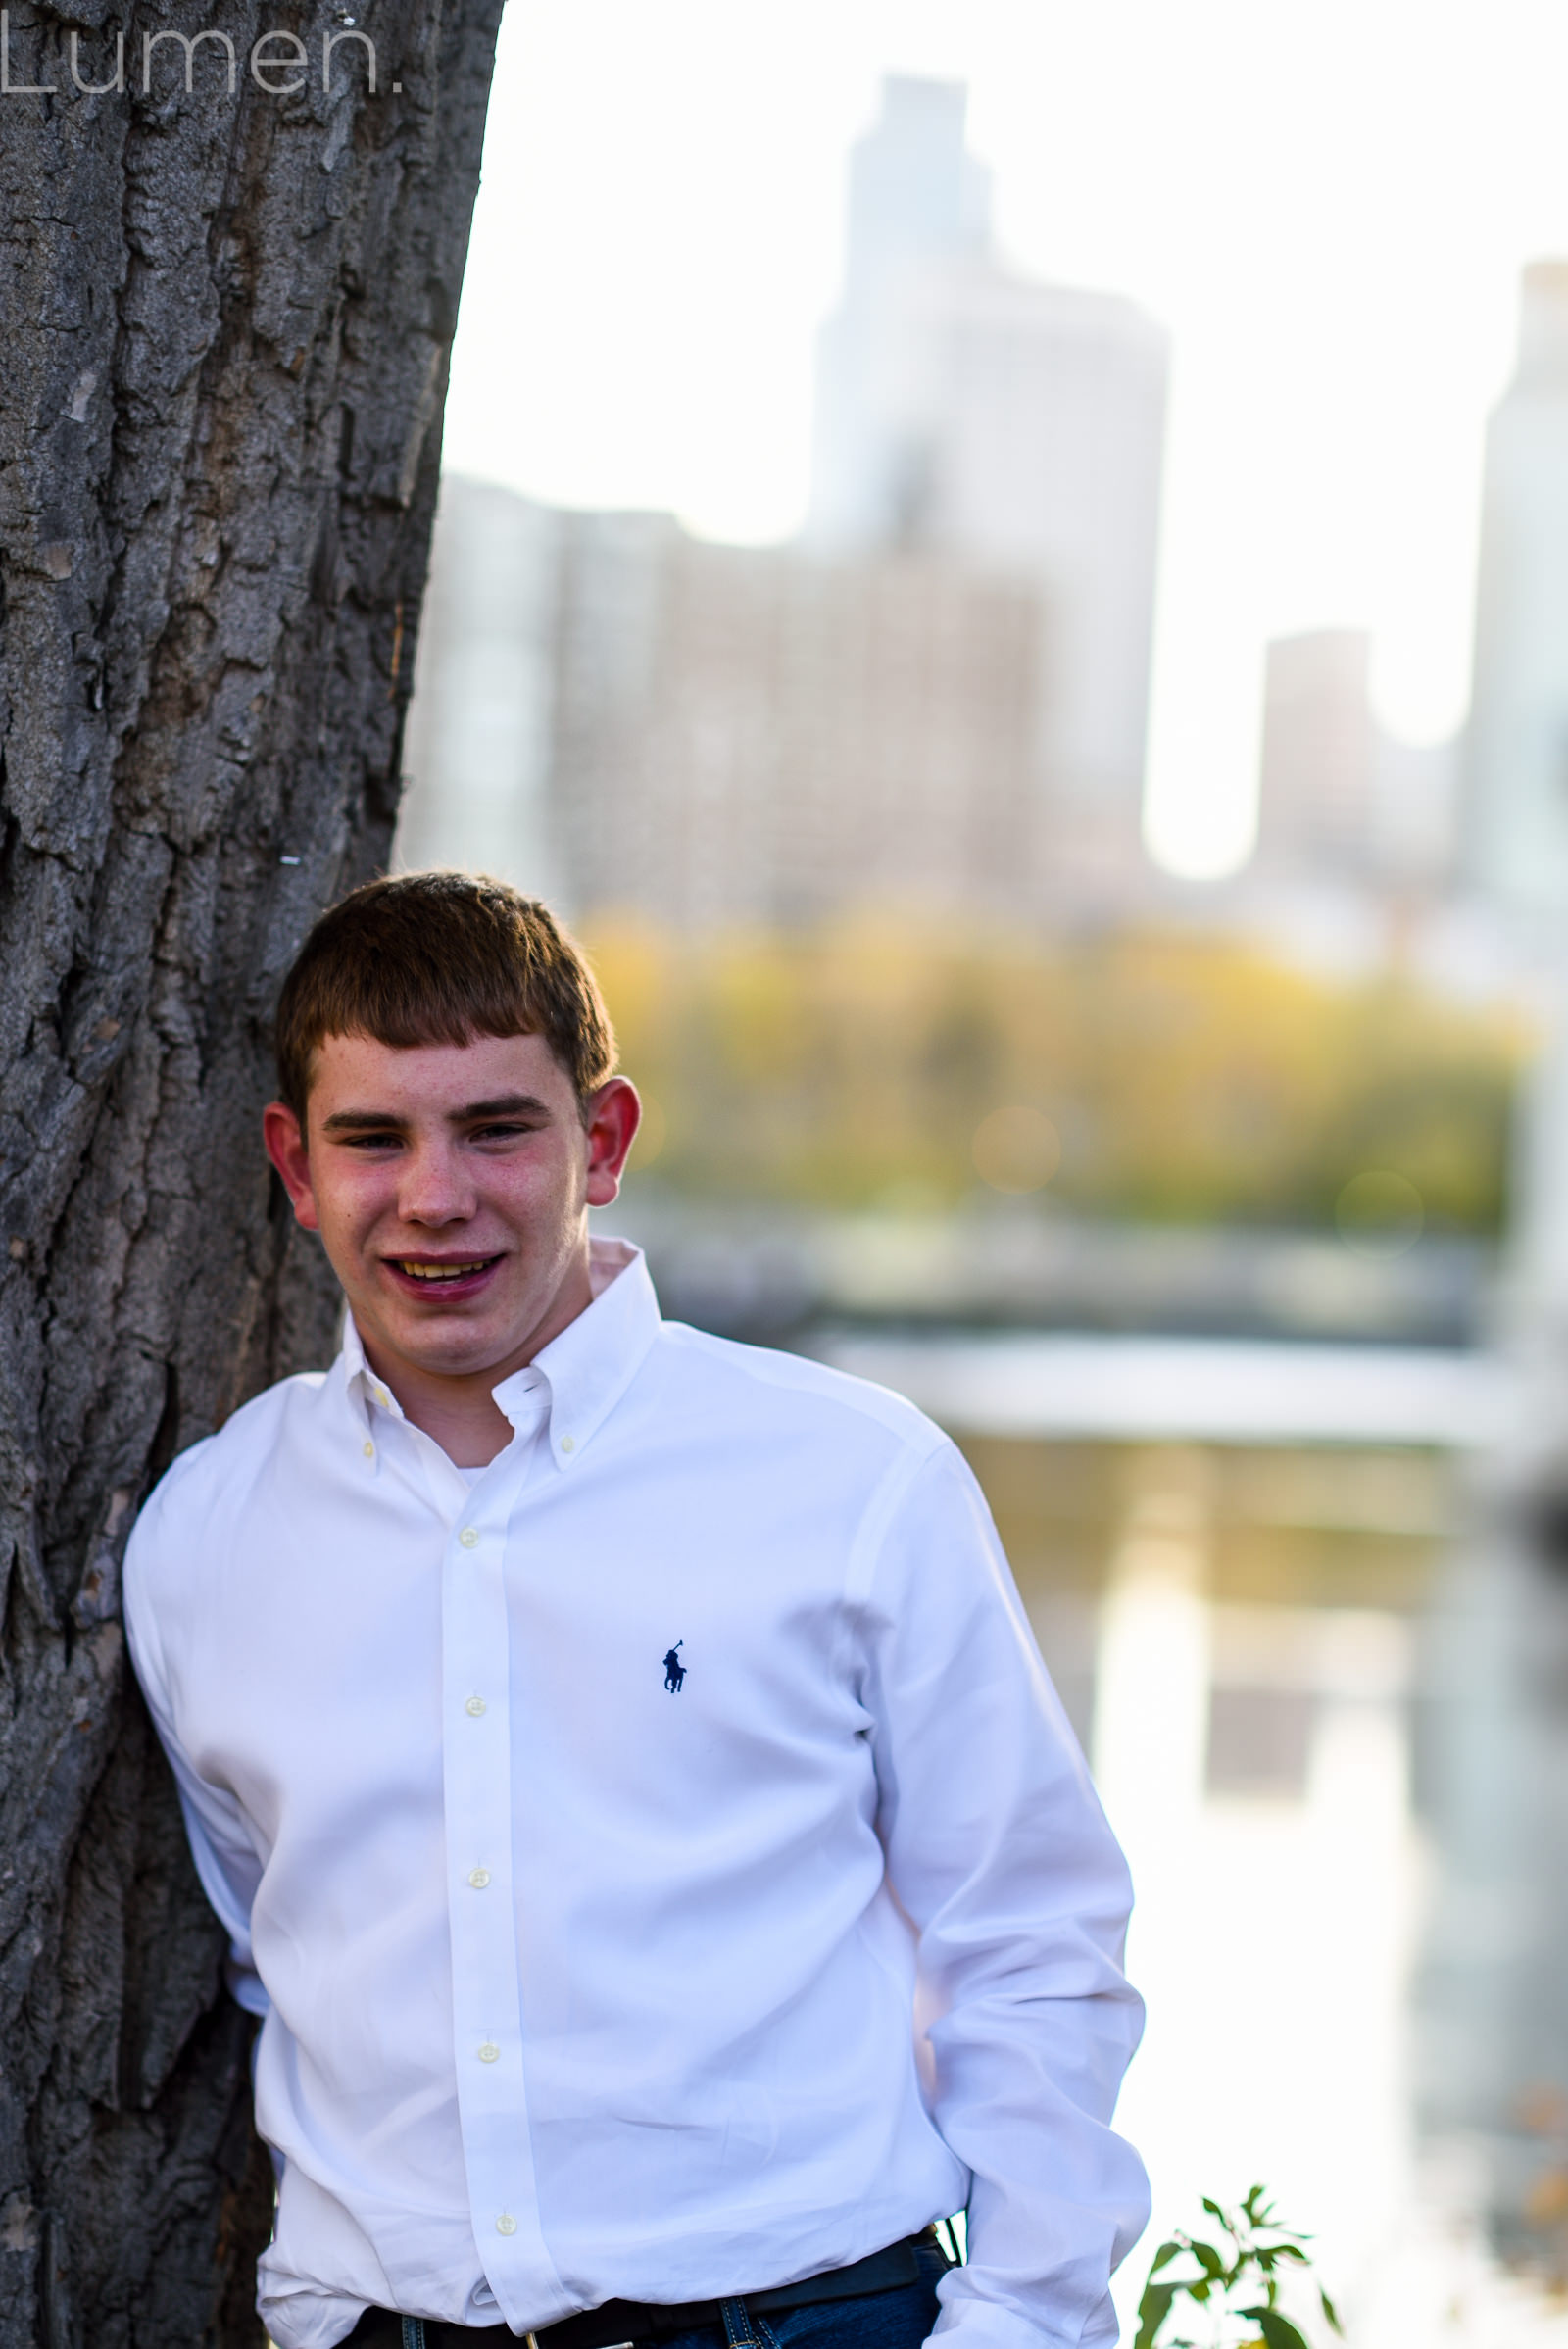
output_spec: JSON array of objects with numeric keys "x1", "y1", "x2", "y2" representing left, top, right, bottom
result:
[{"x1": 375, "y1": 1366, "x2": 517, "y2": 1469}]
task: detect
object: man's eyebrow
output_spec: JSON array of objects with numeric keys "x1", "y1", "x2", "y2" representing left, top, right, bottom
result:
[
  {"x1": 451, "y1": 1094, "x2": 553, "y2": 1122},
  {"x1": 318, "y1": 1094, "x2": 554, "y2": 1134},
  {"x1": 319, "y1": 1108, "x2": 406, "y2": 1133}
]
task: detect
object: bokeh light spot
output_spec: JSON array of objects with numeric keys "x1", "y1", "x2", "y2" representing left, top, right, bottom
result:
[{"x1": 972, "y1": 1105, "x2": 1061, "y2": 1196}]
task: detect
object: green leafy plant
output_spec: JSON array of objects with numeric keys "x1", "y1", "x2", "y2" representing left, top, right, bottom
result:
[{"x1": 1134, "y1": 2185, "x2": 1342, "y2": 2349}]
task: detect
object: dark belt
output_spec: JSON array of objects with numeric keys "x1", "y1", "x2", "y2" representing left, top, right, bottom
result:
[{"x1": 345, "y1": 2228, "x2": 940, "y2": 2349}]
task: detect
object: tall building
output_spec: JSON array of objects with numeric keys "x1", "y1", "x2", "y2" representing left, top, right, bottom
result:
[
  {"x1": 396, "y1": 483, "x2": 1047, "y2": 930},
  {"x1": 1465, "y1": 261, "x2": 1568, "y2": 914},
  {"x1": 397, "y1": 478, "x2": 562, "y2": 896},
  {"x1": 808, "y1": 76, "x2": 992, "y2": 549},
  {"x1": 398, "y1": 85, "x2": 1168, "y2": 926},
  {"x1": 1464, "y1": 268, "x2": 1568, "y2": 1422},
  {"x1": 888, "y1": 263, "x2": 1169, "y2": 891},
  {"x1": 549, "y1": 514, "x2": 1045, "y2": 928},
  {"x1": 808, "y1": 77, "x2": 1170, "y2": 899},
  {"x1": 1256, "y1": 629, "x2": 1378, "y2": 878},
  {"x1": 1252, "y1": 627, "x2": 1456, "y2": 892}
]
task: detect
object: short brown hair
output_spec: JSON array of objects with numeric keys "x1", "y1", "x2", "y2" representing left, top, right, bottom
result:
[{"x1": 273, "y1": 871, "x2": 615, "y2": 1123}]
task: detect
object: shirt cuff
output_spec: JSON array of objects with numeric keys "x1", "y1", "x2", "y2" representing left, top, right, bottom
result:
[{"x1": 931, "y1": 2286, "x2": 1120, "y2": 2349}]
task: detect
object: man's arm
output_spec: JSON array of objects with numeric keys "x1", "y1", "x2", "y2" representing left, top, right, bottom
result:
[
  {"x1": 122, "y1": 1478, "x2": 271, "y2": 2020},
  {"x1": 860, "y1": 1440, "x2": 1149, "y2": 2349}
]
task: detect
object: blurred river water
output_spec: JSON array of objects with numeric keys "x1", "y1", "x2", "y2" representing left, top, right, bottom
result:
[{"x1": 796, "y1": 1328, "x2": 1568, "y2": 2345}]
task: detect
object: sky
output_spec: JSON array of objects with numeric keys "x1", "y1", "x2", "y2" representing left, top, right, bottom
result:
[{"x1": 442, "y1": 0, "x2": 1568, "y2": 877}]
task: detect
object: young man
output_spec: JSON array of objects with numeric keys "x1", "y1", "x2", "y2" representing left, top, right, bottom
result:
[{"x1": 123, "y1": 871, "x2": 1148, "y2": 2349}]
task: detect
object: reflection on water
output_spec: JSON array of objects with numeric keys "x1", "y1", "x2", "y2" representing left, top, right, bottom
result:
[{"x1": 928, "y1": 1424, "x2": 1568, "y2": 2344}]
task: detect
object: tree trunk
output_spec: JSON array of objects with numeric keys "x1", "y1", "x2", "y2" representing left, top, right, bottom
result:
[{"x1": 0, "y1": 0, "x2": 503, "y2": 2336}]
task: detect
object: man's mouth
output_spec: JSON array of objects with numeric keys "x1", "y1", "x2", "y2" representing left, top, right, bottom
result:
[{"x1": 386, "y1": 1256, "x2": 501, "y2": 1286}]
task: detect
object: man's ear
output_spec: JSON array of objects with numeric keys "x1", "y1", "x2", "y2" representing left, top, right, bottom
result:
[
  {"x1": 263, "y1": 1101, "x2": 321, "y2": 1233},
  {"x1": 584, "y1": 1078, "x2": 642, "y2": 1210}
]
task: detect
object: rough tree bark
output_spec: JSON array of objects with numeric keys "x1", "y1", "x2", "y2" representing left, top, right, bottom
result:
[{"x1": 0, "y1": 0, "x2": 503, "y2": 2337}]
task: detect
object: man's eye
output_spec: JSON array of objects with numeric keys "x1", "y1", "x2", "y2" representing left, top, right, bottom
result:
[
  {"x1": 342, "y1": 1133, "x2": 402, "y2": 1150},
  {"x1": 471, "y1": 1122, "x2": 535, "y2": 1142}
]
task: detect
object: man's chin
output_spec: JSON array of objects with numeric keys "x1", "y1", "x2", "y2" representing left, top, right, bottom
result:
[
  {"x1": 382, "y1": 1320, "x2": 516, "y2": 1378},
  {"x1": 348, "y1": 1295, "x2": 522, "y2": 1387}
]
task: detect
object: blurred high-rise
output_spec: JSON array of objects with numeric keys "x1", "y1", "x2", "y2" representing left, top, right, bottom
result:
[
  {"x1": 1465, "y1": 261, "x2": 1568, "y2": 916},
  {"x1": 1411, "y1": 261, "x2": 1568, "y2": 2277},
  {"x1": 1460, "y1": 265, "x2": 1568, "y2": 1352},
  {"x1": 1252, "y1": 627, "x2": 1456, "y2": 893},
  {"x1": 809, "y1": 76, "x2": 1170, "y2": 899},
  {"x1": 808, "y1": 75, "x2": 992, "y2": 546},
  {"x1": 400, "y1": 76, "x2": 1172, "y2": 927},
  {"x1": 1256, "y1": 630, "x2": 1379, "y2": 882},
  {"x1": 397, "y1": 478, "x2": 562, "y2": 896},
  {"x1": 550, "y1": 515, "x2": 1042, "y2": 928}
]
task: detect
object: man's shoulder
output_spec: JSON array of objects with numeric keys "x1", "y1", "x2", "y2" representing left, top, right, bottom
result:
[
  {"x1": 130, "y1": 1366, "x2": 337, "y2": 1555},
  {"x1": 652, "y1": 1319, "x2": 951, "y2": 1466}
]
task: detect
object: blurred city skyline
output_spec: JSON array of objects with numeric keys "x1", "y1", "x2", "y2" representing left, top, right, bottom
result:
[{"x1": 442, "y1": 0, "x2": 1568, "y2": 877}]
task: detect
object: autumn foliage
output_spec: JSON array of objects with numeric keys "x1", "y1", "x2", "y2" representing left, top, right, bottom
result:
[{"x1": 589, "y1": 920, "x2": 1522, "y2": 1235}]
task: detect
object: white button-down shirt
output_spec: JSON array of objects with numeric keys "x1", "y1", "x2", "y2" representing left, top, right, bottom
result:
[{"x1": 123, "y1": 1241, "x2": 1147, "y2": 2349}]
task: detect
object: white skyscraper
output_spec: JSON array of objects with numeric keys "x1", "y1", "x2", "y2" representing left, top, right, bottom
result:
[
  {"x1": 1256, "y1": 629, "x2": 1379, "y2": 878},
  {"x1": 809, "y1": 75, "x2": 992, "y2": 549},
  {"x1": 1253, "y1": 628, "x2": 1456, "y2": 893},
  {"x1": 809, "y1": 77, "x2": 1170, "y2": 898},
  {"x1": 398, "y1": 485, "x2": 1049, "y2": 932},
  {"x1": 396, "y1": 477, "x2": 563, "y2": 897},
  {"x1": 548, "y1": 514, "x2": 1045, "y2": 930},
  {"x1": 1465, "y1": 261, "x2": 1568, "y2": 914}
]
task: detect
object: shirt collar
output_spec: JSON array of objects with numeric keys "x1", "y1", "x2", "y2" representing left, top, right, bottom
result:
[
  {"x1": 339, "y1": 1237, "x2": 661, "y2": 1466},
  {"x1": 522, "y1": 1238, "x2": 662, "y2": 1471},
  {"x1": 341, "y1": 1314, "x2": 403, "y2": 1421}
]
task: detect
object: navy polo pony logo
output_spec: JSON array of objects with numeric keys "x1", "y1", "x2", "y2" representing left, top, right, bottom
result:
[{"x1": 662, "y1": 1641, "x2": 686, "y2": 1693}]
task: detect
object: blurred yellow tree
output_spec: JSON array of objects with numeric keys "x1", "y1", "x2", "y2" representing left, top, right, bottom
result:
[{"x1": 587, "y1": 919, "x2": 1524, "y2": 1234}]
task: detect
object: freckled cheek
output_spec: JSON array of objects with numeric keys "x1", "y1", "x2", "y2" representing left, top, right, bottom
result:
[
  {"x1": 324, "y1": 1180, "x2": 402, "y2": 1253},
  {"x1": 485, "y1": 1164, "x2": 573, "y2": 1222}
]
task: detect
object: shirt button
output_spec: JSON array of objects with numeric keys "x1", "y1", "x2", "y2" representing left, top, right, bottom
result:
[
  {"x1": 477, "y1": 2041, "x2": 500, "y2": 2063},
  {"x1": 459, "y1": 1527, "x2": 479, "y2": 1548},
  {"x1": 465, "y1": 1695, "x2": 487, "y2": 1717},
  {"x1": 468, "y1": 1867, "x2": 491, "y2": 1889},
  {"x1": 496, "y1": 2214, "x2": 517, "y2": 2237},
  {"x1": 559, "y1": 1435, "x2": 575, "y2": 1454},
  {"x1": 363, "y1": 1440, "x2": 374, "y2": 1459},
  {"x1": 375, "y1": 1386, "x2": 389, "y2": 1406}
]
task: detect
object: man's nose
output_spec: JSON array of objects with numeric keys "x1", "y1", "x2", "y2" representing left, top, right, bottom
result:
[{"x1": 397, "y1": 1143, "x2": 475, "y2": 1224}]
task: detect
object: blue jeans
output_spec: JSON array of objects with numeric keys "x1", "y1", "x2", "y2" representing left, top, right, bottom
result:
[{"x1": 652, "y1": 2239, "x2": 949, "y2": 2349}]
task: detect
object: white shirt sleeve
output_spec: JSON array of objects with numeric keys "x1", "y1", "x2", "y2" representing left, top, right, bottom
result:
[
  {"x1": 860, "y1": 1439, "x2": 1149, "y2": 2349},
  {"x1": 122, "y1": 1492, "x2": 271, "y2": 2021}
]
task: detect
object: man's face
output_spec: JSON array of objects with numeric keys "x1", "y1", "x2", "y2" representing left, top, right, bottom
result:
[{"x1": 263, "y1": 1029, "x2": 639, "y2": 1389}]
